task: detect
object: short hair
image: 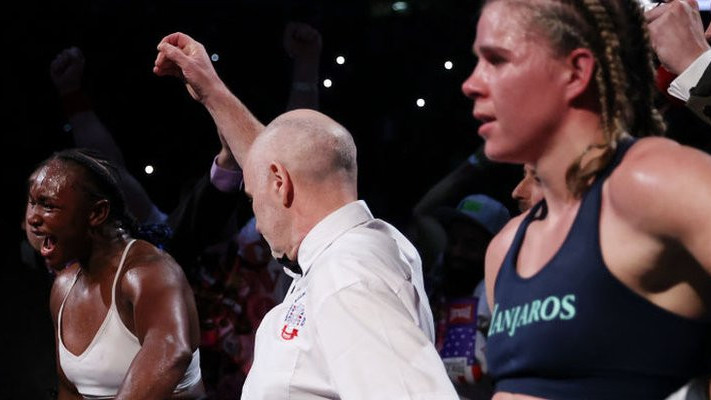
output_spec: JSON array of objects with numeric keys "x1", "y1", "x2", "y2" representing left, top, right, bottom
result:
[
  {"x1": 262, "y1": 111, "x2": 358, "y2": 185},
  {"x1": 37, "y1": 148, "x2": 139, "y2": 236}
]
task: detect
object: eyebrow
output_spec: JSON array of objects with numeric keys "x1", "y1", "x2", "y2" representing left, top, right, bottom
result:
[{"x1": 475, "y1": 44, "x2": 511, "y2": 57}]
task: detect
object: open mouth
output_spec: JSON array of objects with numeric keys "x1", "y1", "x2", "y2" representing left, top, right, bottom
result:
[{"x1": 40, "y1": 235, "x2": 57, "y2": 258}]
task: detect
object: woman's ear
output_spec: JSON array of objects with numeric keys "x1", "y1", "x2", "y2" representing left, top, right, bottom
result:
[
  {"x1": 269, "y1": 161, "x2": 294, "y2": 207},
  {"x1": 89, "y1": 199, "x2": 110, "y2": 227},
  {"x1": 564, "y1": 47, "x2": 596, "y2": 102}
]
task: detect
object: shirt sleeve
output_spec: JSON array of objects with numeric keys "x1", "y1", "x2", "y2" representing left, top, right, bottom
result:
[
  {"x1": 314, "y1": 279, "x2": 458, "y2": 400},
  {"x1": 209, "y1": 156, "x2": 243, "y2": 193},
  {"x1": 668, "y1": 49, "x2": 711, "y2": 102}
]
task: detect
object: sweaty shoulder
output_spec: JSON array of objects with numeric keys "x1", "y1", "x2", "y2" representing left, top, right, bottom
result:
[
  {"x1": 119, "y1": 240, "x2": 187, "y2": 298},
  {"x1": 607, "y1": 136, "x2": 711, "y2": 237}
]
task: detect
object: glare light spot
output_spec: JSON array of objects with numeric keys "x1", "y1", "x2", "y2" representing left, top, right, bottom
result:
[
  {"x1": 336, "y1": 56, "x2": 345, "y2": 65},
  {"x1": 392, "y1": 1, "x2": 409, "y2": 12},
  {"x1": 444, "y1": 60, "x2": 453, "y2": 70},
  {"x1": 144, "y1": 165, "x2": 154, "y2": 175},
  {"x1": 323, "y1": 79, "x2": 333, "y2": 88},
  {"x1": 210, "y1": 53, "x2": 220, "y2": 62},
  {"x1": 416, "y1": 98, "x2": 425, "y2": 108}
]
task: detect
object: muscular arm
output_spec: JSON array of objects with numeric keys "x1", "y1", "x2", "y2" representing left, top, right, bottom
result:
[
  {"x1": 115, "y1": 247, "x2": 199, "y2": 400},
  {"x1": 607, "y1": 138, "x2": 711, "y2": 301}
]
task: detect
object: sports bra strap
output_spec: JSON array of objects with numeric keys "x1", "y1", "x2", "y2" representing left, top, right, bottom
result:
[{"x1": 111, "y1": 239, "x2": 138, "y2": 306}]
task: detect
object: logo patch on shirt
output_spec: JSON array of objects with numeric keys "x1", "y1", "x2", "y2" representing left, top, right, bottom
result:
[
  {"x1": 281, "y1": 292, "x2": 306, "y2": 341},
  {"x1": 488, "y1": 294, "x2": 576, "y2": 337}
]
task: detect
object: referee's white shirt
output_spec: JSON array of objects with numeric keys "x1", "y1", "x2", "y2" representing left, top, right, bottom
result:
[{"x1": 241, "y1": 200, "x2": 457, "y2": 399}]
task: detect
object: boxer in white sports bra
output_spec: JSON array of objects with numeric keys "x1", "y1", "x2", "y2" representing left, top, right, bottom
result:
[{"x1": 26, "y1": 149, "x2": 204, "y2": 399}]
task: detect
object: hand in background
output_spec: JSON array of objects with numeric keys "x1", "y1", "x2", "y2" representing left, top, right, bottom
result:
[
  {"x1": 283, "y1": 21, "x2": 322, "y2": 62},
  {"x1": 646, "y1": 0, "x2": 710, "y2": 75},
  {"x1": 50, "y1": 46, "x2": 86, "y2": 96}
]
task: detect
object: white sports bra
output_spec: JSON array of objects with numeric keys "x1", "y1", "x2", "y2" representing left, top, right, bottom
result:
[{"x1": 58, "y1": 239, "x2": 201, "y2": 398}]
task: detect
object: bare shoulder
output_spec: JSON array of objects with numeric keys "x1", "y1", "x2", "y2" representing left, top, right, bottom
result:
[
  {"x1": 607, "y1": 136, "x2": 711, "y2": 235},
  {"x1": 485, "y1": 213, "x2": 525, "y2": 305},
  {"x1": 119, "y1": 240, "x2": 189, "y2": 297}
]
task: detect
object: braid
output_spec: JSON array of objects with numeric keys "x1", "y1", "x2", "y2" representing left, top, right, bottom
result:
[
  {"x1": 586, "y1": 0, "x2": 633, "y2": 130},
  {"x1": 563, "y1": 0, "x2": 626, "y2": 195},
  {"x1": 494, "y1": 0, "x2": 665, "y2": 196},
  {"x1": 618, "y1": 0, "x2": 667, "y2": 137}
]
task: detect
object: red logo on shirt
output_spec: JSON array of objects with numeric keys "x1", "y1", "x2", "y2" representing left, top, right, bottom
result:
[
  {"x1": 281, "y1": 325, "x2": 299, "y2": 340},
  {"x1": 281, "y1": 293, "x2": 306, "y2": 341}
]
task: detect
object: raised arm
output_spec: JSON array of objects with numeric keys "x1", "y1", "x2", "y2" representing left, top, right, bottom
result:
[
  {"x1": 412, "y1": 145, "x2": 491, "y2": 217},
  {"x1": 153, "y1": 32, "x2": 264, "y2": 167},
  {"x1": 410, "y1": 145, "x2": 505, "y2": 273},
  {"x1": 283, "y1": 21, "x2": 322, "y2": 111}
]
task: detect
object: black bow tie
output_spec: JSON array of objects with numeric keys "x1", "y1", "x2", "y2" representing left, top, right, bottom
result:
[{"x1": 277, "y1": 255, "x2": 302, "y2": 275}]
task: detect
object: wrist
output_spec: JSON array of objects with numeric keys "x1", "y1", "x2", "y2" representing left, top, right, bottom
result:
[
  {"x1": 216, "y1": 148, "x2": 239, "y2": 170},
  {"x1": 60, "y1": 90, "x2": 92, "y2": 116},
  {"x1": 292, "y1": 81, "x2": 318, "y2": 92}
]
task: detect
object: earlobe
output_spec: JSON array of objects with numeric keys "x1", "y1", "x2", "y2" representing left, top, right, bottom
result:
[
  {"x1": 565, "y1": 48, "x2": 596, "y2": 102},
  {"x1": 89, "y1": 199, "x2": 110, "y2": 227},
  {"x1": 270, "y1": 162, "x2": 294, "y2": 207}
]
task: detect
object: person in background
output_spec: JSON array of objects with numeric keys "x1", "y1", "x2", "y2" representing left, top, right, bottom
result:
[{"x1": 430, "y1": 194, "x2": 510, "y2": 400}]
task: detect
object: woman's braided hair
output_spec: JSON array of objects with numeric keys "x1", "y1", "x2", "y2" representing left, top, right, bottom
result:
[{"x1": 489, "y1": 0, "x2": 666, "y2": 196}]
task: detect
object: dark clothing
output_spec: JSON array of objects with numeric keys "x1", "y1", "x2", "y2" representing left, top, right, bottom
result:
[
  {"x1": 486, "y1": 138, "x2": 711, "y2": 399},
  {"x1": 688, "y1": 63, "x2": 711, "y2": 125},
  {"x1": 166, "y1": 172, "x2": 251, "y2": 280}
]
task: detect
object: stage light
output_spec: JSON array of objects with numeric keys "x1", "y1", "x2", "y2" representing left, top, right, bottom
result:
[
  {"x1": 444, "y1": 61, "x2": 453, "y2": 70},
  {"x1": 392, "y1": 1, "x2": 409, "y2": 12},
  {"x1": 144, "y1": 165, "x2": 154, "y2": 175},
  {"x1": 416, "y1": 98, "x2": 425, "y2": 108},
  {"x1": 323, "y1": 79, "x2": 333, "y2": 88},
  {"x1": 210, "y1": 53, "x2": 220, "y2": 62},
  {"x1": 336, "y1": 56, "x2": 345, "y2": 65}
]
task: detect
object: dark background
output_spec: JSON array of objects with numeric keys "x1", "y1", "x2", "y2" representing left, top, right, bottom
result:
[{"x1": 1, "y1": 0, "x2": 514, "y2": 234}]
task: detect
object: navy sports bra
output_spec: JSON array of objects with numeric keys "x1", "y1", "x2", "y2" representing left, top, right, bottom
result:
[{"x1": 486, "y1": 138, "x2": 711, "y2": 399}]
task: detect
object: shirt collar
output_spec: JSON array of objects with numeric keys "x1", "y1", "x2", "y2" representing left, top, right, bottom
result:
[{"x1": 294, "y1": 200, "x2": 373, "y2": 277}]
